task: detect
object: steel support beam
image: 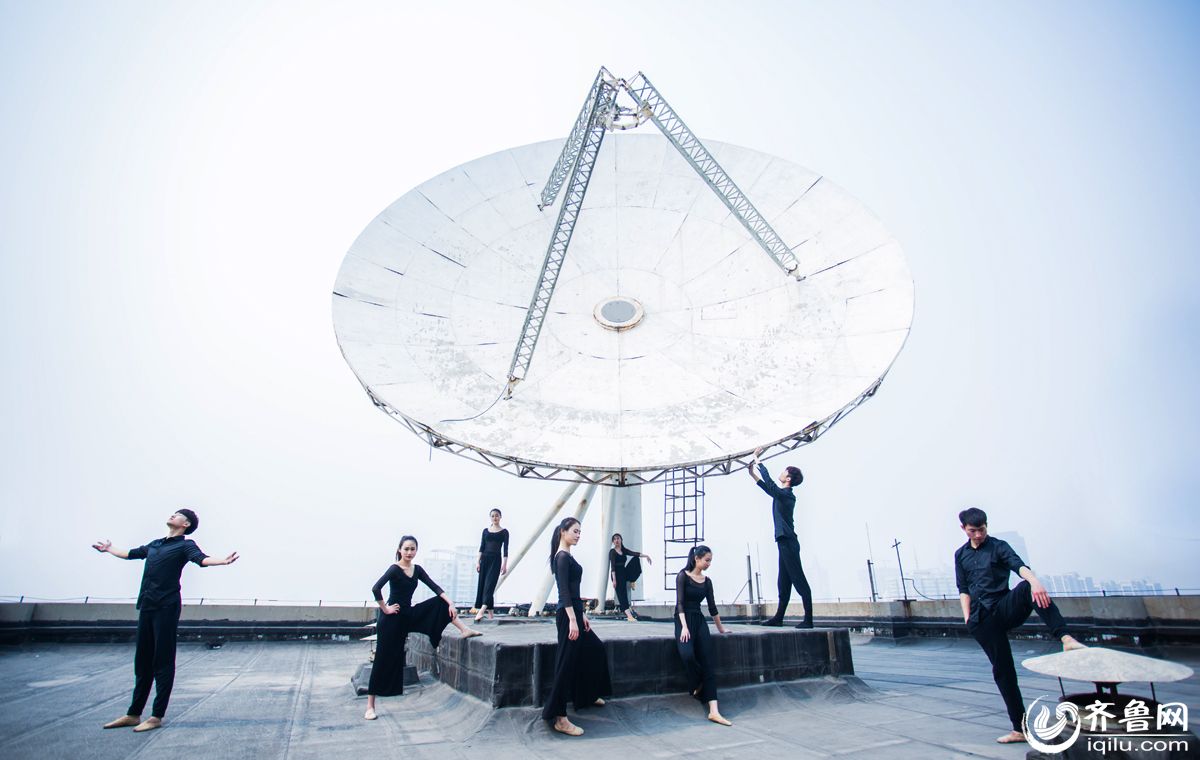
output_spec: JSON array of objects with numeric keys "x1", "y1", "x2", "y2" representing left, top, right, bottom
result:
[
  {"x1": 623, "y1": 72, "x2": 802, "y2": 278},
  {"x1": 506, "y1": 77, "x2": 618, "y2": 392}
]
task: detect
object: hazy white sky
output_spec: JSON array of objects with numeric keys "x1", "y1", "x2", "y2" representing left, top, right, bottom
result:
[{"x1": 2, "y1": 1, "x2": 1197, "y2": 607}]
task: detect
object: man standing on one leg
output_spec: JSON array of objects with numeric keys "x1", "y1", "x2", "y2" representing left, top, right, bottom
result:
[
  {"x1": 93, "y1": 509, "x2": 239, "y2": 733},
  {"x1": 955, "y1": 507, "x2": 1085, "y2": 745},
  {"x1": 748, "y1": 448, "x2": 813, "y2": 629}
]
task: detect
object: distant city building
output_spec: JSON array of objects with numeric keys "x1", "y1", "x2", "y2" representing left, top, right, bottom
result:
[{"x1": 421, "y1": 546, "x2": 480, "y2": 607}]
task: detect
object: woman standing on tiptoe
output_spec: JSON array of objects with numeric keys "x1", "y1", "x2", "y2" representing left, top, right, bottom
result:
[
  {"x1": 676, "y1": 545, "x2": 732, "y2": 726},
  {"x1": 542, "y1": 517, "x2": 612, "y2": 736},
  {"x1": 364, "y1": 536, "x2": 482, "y2": 721},
  {"x1": 473, "y1": 508, "x2": 509, "y2": 622},
  {"x1": 609, "y1": 533, "x2": 652, "y2": 621}
]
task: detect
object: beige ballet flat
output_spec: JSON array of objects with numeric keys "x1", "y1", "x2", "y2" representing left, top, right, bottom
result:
[
  {"x1": 103, "y1": 715, "x2": 141, "y2": 729},
  {"x1": 593, "y1": 698, "x2": 606, "y2": 706},
  {"x1": 364, "y1": 708, "x2": 377, "y2": 720},
  {"x1": 132, "y1": 717, "x2": 162, "y2": 732},
  {"x1": 553, "y1": 721, "x2": 584, "y2": 736}
]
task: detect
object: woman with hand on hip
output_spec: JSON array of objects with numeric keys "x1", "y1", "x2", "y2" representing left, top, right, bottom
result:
[
  {"x1": 474, "y1": 508, "x2": 509, "y2": 622},
  {"x1": 542, "y1": 517, "x2": 612, "y2": 736},
  {"x1": 676, "y1": 545, "x2": 732, "y2": 726},
  {"x1": 364, "y1": 535, "x2": 482, "y2": 721}
]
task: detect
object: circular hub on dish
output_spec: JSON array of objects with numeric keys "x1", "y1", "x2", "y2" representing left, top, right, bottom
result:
[{"x1": 594, "y1": 297, "x2": 644, "y2": 331}]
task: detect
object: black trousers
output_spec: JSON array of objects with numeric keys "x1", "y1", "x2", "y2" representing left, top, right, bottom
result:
[
  {"x1": 968, "y1": 580, "x2": 1069, "y2": 731},
  {"x1": 541, "y1": 606, "x2": 612, "y2": 721},
  {"x1": 675, "y1": 611, "x2": 717, "y2": 703},
  {"x1": 613, "y1": 575, "x2": 631, "y2": 612},
  {"x1": 475, "y1": 554, "x2": 501, "y2": 609},
  {"x1": 127, "y1": 604, "x2": 182, "y2": 718},
  {"x1": 775, "y1": 537, "x2": 813, "y2": 622},
  {"x1": 368, "y1": 597, "x2": 452, "y2": 697}
]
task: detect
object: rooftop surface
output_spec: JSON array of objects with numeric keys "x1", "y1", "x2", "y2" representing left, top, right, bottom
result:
[{"x1": 1, "y1": 626, "x2": 1196, "y2": 759}]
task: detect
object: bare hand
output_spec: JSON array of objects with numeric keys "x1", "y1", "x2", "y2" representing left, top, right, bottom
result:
[
  {"x1": 500, "y1": 563, "x2": 508, "y2": 576},
  {"x1": 582, "y1": 615, "x2": 591, "y2": 632},
  {"x1": 1030, "y1": 582, "x2": 1051, "y2": 609},
  {"x1": 92, "y1": 540, "x2": 112, "y2": 553},
  {"x1": 475, "y1": 562, "x2": 480, "y2": 573},
  {"x1": 679, "y1": 628, "x2": 691, "y2": 643},
  {"x1": 644, "y1": 556, "x2": 653, "y2": 566},
  {"x1": 223, "y1": 552, "x2": 239, "y2": 565},
  {"x1": 447, "y1": 602, "x2": 458, "y2": 620},
  {"x1": 383, "y1": 603, "x2": 400, "y2": 615},
  {"x1": 716, "y1": 624, "x2": 728, "y2": 634},
  {"x1": 753, "y1": 447, "x2": 764, "y2": 458},
  {"x1": 568, "y1": 621, "x2": 580, "y2": 640}
]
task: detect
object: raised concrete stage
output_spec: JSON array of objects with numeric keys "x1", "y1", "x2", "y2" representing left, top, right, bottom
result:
[{"x1": 405, "y1": 618, "x2": 853, "y2": 707}]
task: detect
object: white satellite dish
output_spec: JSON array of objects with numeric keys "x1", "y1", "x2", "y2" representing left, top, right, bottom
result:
[{"x1": 332, "y1": 70, "x2": 913, "y2": 485}]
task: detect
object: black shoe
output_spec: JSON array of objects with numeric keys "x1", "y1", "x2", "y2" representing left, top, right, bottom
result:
[
  {"x1": 760, "y1": 618, "x2": 784, "y2": 627},
  {"x1": 795, "y1": 620, "x2": 814, "y2": 629}
]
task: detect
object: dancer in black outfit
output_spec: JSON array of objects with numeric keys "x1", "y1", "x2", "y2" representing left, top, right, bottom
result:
[
  {"x1": 473, "y1": 508, "x2": 509, "y2": 622},
  {"x1": 542, "y1": 517, "x2": 612, "y2": 736},
  {"x1": 955, "y1": 508, "x2": 1085, "y2": 745},
  {"x1": 675, "y1": 545, "x2": 732, "y2": 726},
  {"x1": 748, "y1": 447, "x2": 813, "y2": 628},
  {"x1": 609, "y1": 533, "x2": 652, "y2": 622},
  {"x1": 93, "y1": 509, "x2": 238, "y2": 733},
  {"x1": 364, "y1": 535, "x2": 481, "y2": 720}
]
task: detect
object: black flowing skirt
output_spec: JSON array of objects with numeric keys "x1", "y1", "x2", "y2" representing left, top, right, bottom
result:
[
  {"x1": 368, "y1": 596, "x2": 451, "y2": 696},
  {"x1": 475, "y1": 554, "x2": 501, "y2": 609},
  {"x1": 541, "y1": 605, "x2": 613, "y2": 720},
  {"x1": 675, "y1": 610, "x2": 717, "y2": 702}
]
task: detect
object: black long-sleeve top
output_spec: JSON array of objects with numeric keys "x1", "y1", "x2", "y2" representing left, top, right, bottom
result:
[
  {"x1": 553, "y1": 550, "x2": 583, "y2": 611},
  {"x1": 674, "y1": 569, "x2": 719, "y2": 617},
  {"x1": 479, "y1": 528, "x2": 510, "y2": 557},
  {"x1": 372, "y1": 564, "x2": 444, "y2": 607},
  {"x1": 125, "y1": 535, "x2": 209, "y2": 610},
  {"x1": 756, "y1": 463, "x2": 797, "y2": 541},
  {"x1": 954, "y1": 537, "x2": 1026, "y2": 612},
  {"x1": 608, "y1": 547, "x2": 643, "y2": 579}
]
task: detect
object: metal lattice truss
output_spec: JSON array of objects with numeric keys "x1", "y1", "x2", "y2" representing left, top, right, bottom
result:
[
  {"x1": 366, "y1": 376, "x2": 885, "y2": 487},
  {"x1": 506, "y1": 74, "x2": 618, "y2": 394},
  {"x1": 506, "y1": 67, "x2": 802, "y2": 392}
]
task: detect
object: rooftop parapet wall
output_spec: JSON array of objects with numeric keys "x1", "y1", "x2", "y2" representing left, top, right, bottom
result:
[{"x1": 1, "y1": 596, "x2": 1197, "y2": 644}]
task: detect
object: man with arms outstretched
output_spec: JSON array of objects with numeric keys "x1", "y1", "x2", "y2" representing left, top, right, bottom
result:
[
  {"x1": 747, "y1": 447, "x2": 813, "y2": 628},
  {"x1": 955, "y1": 507, "x2": 1084, "y2": 744},
  {"x1": 93, "y1": 509, "x2": 238, "y2": 733}
]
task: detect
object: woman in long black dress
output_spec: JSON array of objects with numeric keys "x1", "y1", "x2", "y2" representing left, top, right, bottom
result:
[
  {"x1": 676, "y1": 545, "x2": 732, "y2": 726},
  {"x1": 473, "y1": 508, "x2": 509, "y2": 622},
  {"x1": 609, "y1": 533, "x2": 652, "y2": 621},
  {"x1": 542, "y1": 517, "x2": 612, "y2": 736},
  {"x1": 364, "y1": 535, "x2": 482, "y2": 720}
]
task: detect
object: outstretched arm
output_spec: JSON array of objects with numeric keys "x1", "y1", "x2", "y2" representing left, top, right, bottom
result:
[
  {"x1": 201, "y1": 552, "x2": 239, "y2": 567},
  {"x1": 92, "y1": 540, "x2": 131, "y2": 559}
]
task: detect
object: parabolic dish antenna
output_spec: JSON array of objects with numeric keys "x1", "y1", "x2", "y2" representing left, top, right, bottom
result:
[{"x1": 333, "y1": 70, "x2": 913, "y2": 485}]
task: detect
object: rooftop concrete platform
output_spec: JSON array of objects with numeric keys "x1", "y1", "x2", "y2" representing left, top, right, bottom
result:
[
  {"x1": 405, "y1": 618, "x2": 852, "y2": 706},
  {"x1": 0, "y1": 634, "x2": 1196, "y2": 759}
]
